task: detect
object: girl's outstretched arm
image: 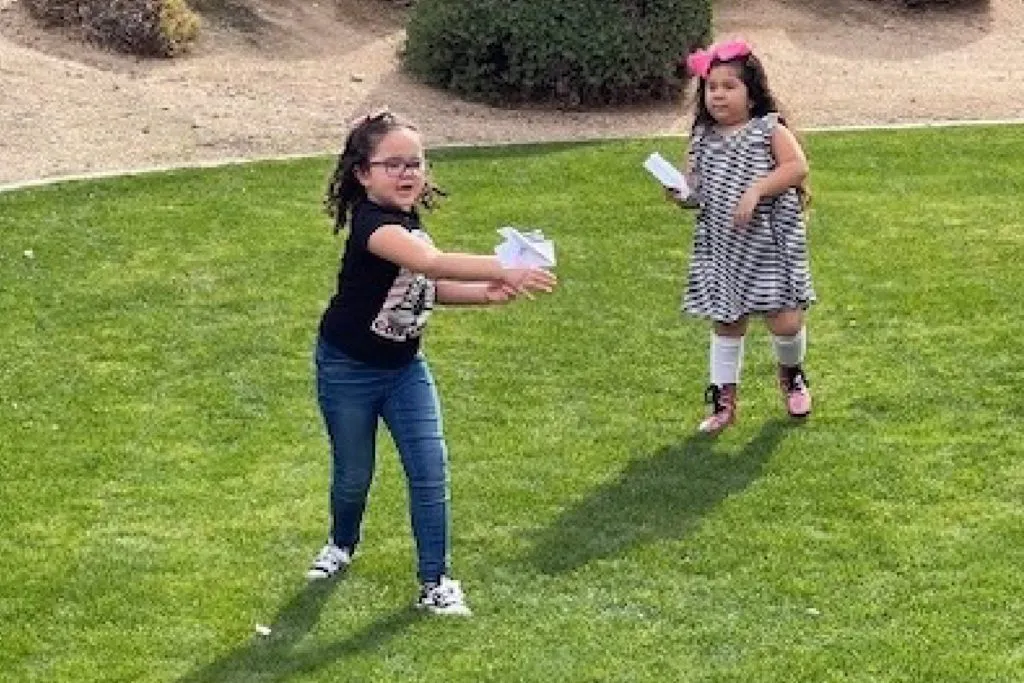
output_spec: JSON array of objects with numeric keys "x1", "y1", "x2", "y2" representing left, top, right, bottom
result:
[
  {"x1": 734, "y1": 125, "x2": 808, "y2": 226},
  {"x1": 367, "y1": 224, "x2": 556, "y2": 295},
  {"x1": 435, "y1": 281, "x2": 519, "y2": 305}
]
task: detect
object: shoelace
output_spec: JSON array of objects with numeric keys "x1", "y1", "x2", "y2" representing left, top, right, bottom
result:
[
  {"x1": 429, "y1": 580, "x2": 463, "y2": 607},
  {"x1": 782, "y1": 367, "x2": 809, "y2": 392},
  {"x1": 704, "y1": 385, "x2": 735, "y2": 413},
  {"x1": 316, "y1": 546, "x2": 346, "y2": 566}
]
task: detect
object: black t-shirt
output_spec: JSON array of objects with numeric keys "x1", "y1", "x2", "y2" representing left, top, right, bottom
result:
[{"x1": 318, "y1": 199, "x2": 436, "y2": 368}]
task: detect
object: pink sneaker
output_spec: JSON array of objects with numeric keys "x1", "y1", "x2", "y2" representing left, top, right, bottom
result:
[
  {"x1": 778, "y1": 365, "x2": 812, "y2": 418},
  {"x1": 699, "y1": 384, "x2": 737, "y2": 435}
]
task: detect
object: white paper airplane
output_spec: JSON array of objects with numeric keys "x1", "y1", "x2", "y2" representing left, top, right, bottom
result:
[
  {"x1": 495, "y1": 227, "x2": 556, "y2": 268},
  {"x1": 643, "y1": 152, "x2": 691, "y2": 196}
]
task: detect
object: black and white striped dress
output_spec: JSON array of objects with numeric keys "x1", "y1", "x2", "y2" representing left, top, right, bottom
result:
[{"x1": 683, "y1": 113, "x2": 815, "y2": 324}]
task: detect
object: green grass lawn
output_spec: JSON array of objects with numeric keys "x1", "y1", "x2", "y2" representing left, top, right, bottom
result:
[{"x1": 2, "y1": 124, "x2": 1023, "y2": 683}]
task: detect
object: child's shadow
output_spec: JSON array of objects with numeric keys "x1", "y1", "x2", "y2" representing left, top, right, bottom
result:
[
  {"x1": 177, "y1": 577, "x2": 418, "y2": 683},
  {"x1": 529, "y1": 419, "x2": 792, "y2": 574}
]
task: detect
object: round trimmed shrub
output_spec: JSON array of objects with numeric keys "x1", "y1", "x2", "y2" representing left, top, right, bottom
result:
[{"x1": 403, "y1": 0, "x2": 712, "y2": 108}]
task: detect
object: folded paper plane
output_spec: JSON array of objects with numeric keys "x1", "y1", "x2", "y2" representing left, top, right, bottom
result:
[
  {"x1": 643, "y1": 152, "x2": 691, "y2": 197},
  {"x1": 495, "y1": 227, "x2": 556, "y2": 268}
]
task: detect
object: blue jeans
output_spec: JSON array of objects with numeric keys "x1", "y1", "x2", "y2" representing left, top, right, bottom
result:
[{"x1": 315, "y1": 337, "x2": 450, "y2": 583}]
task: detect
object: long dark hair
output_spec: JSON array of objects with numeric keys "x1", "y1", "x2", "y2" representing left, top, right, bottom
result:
[
  {"x1": 324, "y1": 109, "x2": 445, "y2": 233},
  {"x1": 690, "y1": 54, "x2": 810, "y2": 207}
]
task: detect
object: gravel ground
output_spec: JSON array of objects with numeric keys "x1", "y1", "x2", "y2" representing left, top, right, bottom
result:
[{"x1": 0, "y1": 0, "x2": 1020, "y2": 186}]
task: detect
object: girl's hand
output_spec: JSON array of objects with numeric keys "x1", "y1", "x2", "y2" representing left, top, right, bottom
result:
[
  {"x1": 666, "y1": 171, "x2": 700, "y2": 209},
  {"x1": 667, "y1": 187, "x2": 700, "y2": 210},
  {"x1": 483, "y1": 281, "x2": 519, "y2": 304},
  {"x1": 664, "y1": 187, "x2": 687, "y2": 206},
  {"x1": 500, "y1": 266, "x2": 557, "y2": 299},
  {"x1": 733, "y1": 185, "x2": 762, "y2": 228}
]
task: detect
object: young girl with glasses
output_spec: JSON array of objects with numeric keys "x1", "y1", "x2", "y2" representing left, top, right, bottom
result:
[{"x1": 307, "y1": 110, "x2": 556, "y2": 616}]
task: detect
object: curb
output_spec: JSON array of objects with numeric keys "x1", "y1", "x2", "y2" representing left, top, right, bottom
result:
[{"x1": 2, "y1": 117, "x2": 1022, "y2": 195}]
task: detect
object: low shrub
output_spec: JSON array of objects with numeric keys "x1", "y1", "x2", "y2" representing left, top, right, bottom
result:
[
  {"x1": 23, "y1": 0, "x2": 200, "y2": 57},
  {"x1": 82, "y1": 0, "x2": 200, "y2": 57},
  {"x1": 23, "y1": 0, "x2": 84, "y2": 26},
  {"x1": 403, "y1": 0, "x2": 712, "y2": 108}
]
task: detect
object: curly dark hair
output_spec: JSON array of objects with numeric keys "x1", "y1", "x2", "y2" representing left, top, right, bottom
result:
[{"x1": 324, "y1": 109, "x2": 445, "y2": 233}]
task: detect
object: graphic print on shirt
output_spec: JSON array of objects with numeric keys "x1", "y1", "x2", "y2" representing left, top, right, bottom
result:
[{"x1": 369, "y1": 229, "x2": 436, "y2": 342}]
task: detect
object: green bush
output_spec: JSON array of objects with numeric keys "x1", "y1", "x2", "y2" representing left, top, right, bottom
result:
[
  {"x1": 403, "y1": 0, "x2": 712, "y2": 108},
  {"x1": 23, "y1": 0, "x2": 199, "y2": 57}
]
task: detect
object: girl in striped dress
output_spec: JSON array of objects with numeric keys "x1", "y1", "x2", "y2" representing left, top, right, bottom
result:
[{"x1": 678, "y1": 39, "x2": 816, "y2": 435}]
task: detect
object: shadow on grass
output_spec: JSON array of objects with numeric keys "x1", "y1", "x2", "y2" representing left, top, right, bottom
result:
[
  {"x1": 529, "y1": 419, "x2": 793, "y2": 574},
  {"x1": 177, "y1": 578, "x2": 418, "y2": 683}
]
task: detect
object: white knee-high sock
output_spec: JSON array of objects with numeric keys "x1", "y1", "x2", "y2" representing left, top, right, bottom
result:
[
  {"x1": 710, "y1": 333, "x2": 745, "y2": 386},
  {"x1": 772, "y1": 327, "x2": 807, "y2": 367}
]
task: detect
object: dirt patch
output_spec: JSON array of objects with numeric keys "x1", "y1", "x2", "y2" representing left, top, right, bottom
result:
[
  {"x1": 0, "y1": 0, "x2": 1020, "y2": 186},
  {"x1": 778, "y1": 0, "x2": 994, "y2": 60}
]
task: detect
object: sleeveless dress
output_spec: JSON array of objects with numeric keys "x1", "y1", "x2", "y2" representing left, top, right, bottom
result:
[{"x1": 683, "y1": 113, "x2": 816, "y2": 324}]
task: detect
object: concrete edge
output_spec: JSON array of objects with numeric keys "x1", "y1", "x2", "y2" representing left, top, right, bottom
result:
[{"x1": 2, "y1": 117, "x2": 1022, "y2": 195}]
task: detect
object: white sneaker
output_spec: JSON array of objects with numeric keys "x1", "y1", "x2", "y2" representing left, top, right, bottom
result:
[
  {"x1": 306, "y1": 543, "x2": 351, "y2": 580},
  {"x1": 416, "y1": 576, "x2": 472, "y2": 617}
]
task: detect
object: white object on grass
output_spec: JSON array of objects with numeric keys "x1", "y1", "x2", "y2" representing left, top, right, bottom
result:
[
  {"x1": 255, "y1": 624, "x2": 272, "y2": 636},
  {"x1": 494, "y1": 227, "x2": 556, "y2": 268},
  {"x1": 643, "y1": 152, "x2": 690, "y2": 196}
]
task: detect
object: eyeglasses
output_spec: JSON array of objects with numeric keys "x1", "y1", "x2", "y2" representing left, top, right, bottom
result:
[{"x1": 367, "y1": 157, "x2": 427, "y2": 177}]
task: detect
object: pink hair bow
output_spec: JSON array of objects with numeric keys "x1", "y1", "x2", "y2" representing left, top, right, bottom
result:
[{"x1": 685, "y1": 39, "x2": 752, "y2": 78}]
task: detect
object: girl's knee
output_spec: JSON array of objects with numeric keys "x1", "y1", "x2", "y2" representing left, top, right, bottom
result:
[
  {"x1": 403, "y1": 448, "x2": 449, "y2": 490},
  {"x1": 333, "y1": 472, "x2": 373, "y2": 499},
  {"x1": 408, "y1": 476, "x2": 448, "y2": 497},
  {"x1": 332, "y1": 459, "x2": 375, "y2": 499},
  {"x1": 766, "y1": 309, "x2": 804, "y2": 335}
]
